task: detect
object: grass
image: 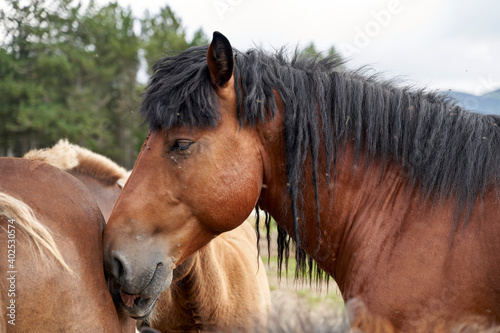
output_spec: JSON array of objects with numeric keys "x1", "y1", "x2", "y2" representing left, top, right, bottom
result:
[
  {"x1": 263, "y1": 253, "x2": 344, "y2": 308},
  {"x1": 248, "y1": 211, "x2": 345, "y2": 312}
]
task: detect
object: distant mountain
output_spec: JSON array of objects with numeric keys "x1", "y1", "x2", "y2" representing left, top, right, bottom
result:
[
  {"x1": 482, "y1": 89, "x2": 500, "y2": 100},
  {"x1": 446, "y1": 89, "x2": 500, "y2": 115}
]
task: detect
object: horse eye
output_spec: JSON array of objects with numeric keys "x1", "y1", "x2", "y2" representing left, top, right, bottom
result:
[{"x1": 171, "y1": 140, "x2": 193, "y2": 154}]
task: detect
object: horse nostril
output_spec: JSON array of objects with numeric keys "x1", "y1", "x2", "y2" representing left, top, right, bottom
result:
[
  {"x1": 115, "y1": 258, "x2": 124, "y2": 278},
  {"x1": 108, "y1": 251, "x2": 129, "y2": 284}
]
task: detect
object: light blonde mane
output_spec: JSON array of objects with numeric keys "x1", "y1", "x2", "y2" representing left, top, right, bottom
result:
[
  {"x1": 24, "y1": 139, "x2": 129, "y2": 185},
  {"x1": 0, "y1": 192, "x2": 73, "y2": 273}
]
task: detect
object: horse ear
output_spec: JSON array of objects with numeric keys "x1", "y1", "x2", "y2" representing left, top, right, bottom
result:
[{"x1": 207, "y1": 31, "x2": 234, "y2": 88}]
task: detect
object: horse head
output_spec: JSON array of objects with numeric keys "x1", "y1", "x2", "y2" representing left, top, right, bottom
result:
[{"x1": 103, "y1": 32, "x2": 275, "y2": 319}]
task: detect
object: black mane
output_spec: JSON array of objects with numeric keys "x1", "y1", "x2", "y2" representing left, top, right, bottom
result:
[
  {"x1": 141, "y1": 44, "x2": 500, "y2": 279},
  {"x1": 141, "y1": 46, "x2": 221, "y2": 130}
]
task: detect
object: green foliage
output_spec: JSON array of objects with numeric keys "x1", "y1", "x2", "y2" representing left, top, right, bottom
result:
[
  {"x1": 0, "y1": 0, "x2": 206, "y2": 167},
  {"x1": 300, "y1": 42, "x2": 344, "y2": 67},
  {"x1": 140, "y1": 5, "x2": 208, "y2": 72},
  {"x1": 0, "y1": 1, "x2": 340, "y2": 167}
]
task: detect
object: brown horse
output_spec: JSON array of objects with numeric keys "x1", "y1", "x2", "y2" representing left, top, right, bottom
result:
[
  {"x1": 24, "y1": 139, "x2": 129, "y2": 222},
  {"x1": 28, "y1": 140, "x2": 271, "y2": 332},
  {"x1": 102, "y1": 32, "x2": 500, "y2": 331},
  {"x1": 0, "y1": 157, "x2": 135, "y2": 332}
]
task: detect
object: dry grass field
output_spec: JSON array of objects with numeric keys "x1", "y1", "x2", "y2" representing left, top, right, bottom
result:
[
  {"x1": 248, "y1": 213, "x2": 348, "y2": 332},
  {"x1": 263, "y1": 251, "x2": 347, "y2": 332}
]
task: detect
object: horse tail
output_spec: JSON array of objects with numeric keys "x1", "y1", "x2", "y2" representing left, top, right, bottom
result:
[{"x1": 0, "y1": 192, "x2": 74, "y2": 275}]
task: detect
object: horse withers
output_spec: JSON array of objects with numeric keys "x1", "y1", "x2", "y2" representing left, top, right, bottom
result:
[
  {"x1": 103, "y1": 32, "x2": 500, "y2": 331},
  {"x1": 28, "y1": 140, "x2": 271, "y2": 332},
  {"x1": 0, "y1": 157, "x2": 135, "y2": 332}
]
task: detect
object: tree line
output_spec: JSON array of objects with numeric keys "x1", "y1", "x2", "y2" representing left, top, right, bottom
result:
[
  {"x1": 0, "y1": 0, "x2": 340, "y2": 168},
  {"x1": 0, "y1": 0, "x2": 206, "y2": 168}
]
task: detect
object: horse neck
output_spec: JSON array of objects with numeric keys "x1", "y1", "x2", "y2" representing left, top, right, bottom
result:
[
  {"x1": 258, "y1": 110, "x2": 433, "y2": 287},
  {"x1": 324, "y1": 143, "x2": 421, "y2": 275}
]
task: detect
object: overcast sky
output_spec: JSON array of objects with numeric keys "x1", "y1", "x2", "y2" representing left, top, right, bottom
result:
[{"x1": 108, "y1": 0, "x2": 498, "y2": 95}]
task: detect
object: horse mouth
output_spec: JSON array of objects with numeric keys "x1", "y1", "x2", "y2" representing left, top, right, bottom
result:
[
  {"x1": 108, "y1": 279, "x2": 161, "y2": 319},
  {"x1": 118, "y1": 290, "x2": 159, "y2": 319}
]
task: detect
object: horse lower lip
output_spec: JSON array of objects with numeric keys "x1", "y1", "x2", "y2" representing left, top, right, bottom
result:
[
  {"x1": 121, "y1": 296, "x2": 157, "y2": 320},
  {"x1": 120, "y1": 290, "x2": 141, "y2": 307}
]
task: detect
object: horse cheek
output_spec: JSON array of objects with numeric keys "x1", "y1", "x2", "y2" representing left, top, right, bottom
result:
[{"x1": 199, "y1": 158, "x2": 261, "y2": 233}]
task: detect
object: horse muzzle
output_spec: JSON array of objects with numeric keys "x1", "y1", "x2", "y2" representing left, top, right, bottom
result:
[
  {"x1": 108, "y1": 275, "x2": 167, "y2": 319},
  {"x1": 105, "y1": 248, "x2": 174, "y2": 319}
]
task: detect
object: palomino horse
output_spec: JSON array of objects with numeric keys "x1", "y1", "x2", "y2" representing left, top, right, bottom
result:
[
  {"x1": 28, "y1": 140, "x2": 271, "y2": 332},
  {"x1": 103, "y1": 32, "x2": 500, "y2": 331},
  {"x1": 0, "y1": 157, "x2": 135, "y2": 332}
]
